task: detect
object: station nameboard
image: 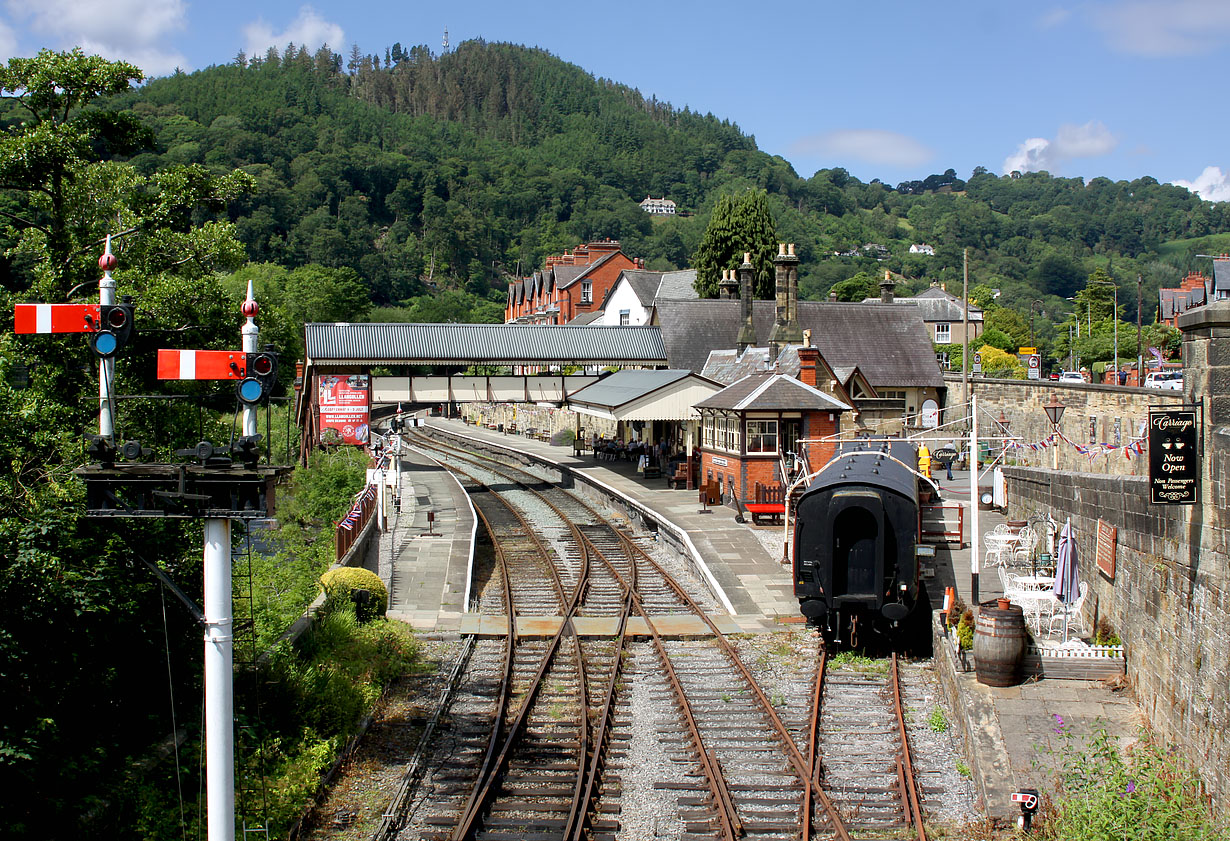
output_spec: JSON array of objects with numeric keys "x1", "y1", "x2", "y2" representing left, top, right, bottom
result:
[{"x1": 1148, "y1": 409, "x2": 1198, "y2": 504}]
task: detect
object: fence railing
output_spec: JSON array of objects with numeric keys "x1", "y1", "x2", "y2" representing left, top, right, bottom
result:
[{"x1": 335, "y1": 485, "x2": 377, "y2": 561}]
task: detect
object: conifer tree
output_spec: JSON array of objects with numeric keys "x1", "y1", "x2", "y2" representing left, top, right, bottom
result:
[{"x1": 692, "y1": 190, "x2": 777, "y2": 298}]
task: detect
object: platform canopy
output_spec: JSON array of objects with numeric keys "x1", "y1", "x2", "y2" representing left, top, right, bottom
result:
[
  {"x1": 566, "y1": 369, "x2": 722, "y2": 421},
  {"x1": 304, "y1": 322, "x2": 668, "y2": 366}
]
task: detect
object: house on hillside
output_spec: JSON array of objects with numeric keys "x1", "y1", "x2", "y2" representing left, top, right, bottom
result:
[
  {"x1": 863, "y1": 279, "x2": 983, "y2": 347},
  {"x1": 909, "y1": 243, "x2": 935, "y2": 256},
  {"x1": 639, "y1": 195, "x2": 677, "y2": 215},
  {"x1": 505, "y1": 240, "x2": 642, "y2": 325}
]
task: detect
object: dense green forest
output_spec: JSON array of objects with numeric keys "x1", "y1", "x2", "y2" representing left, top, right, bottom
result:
[
  {"x1": 87, "y1": 38, "x2": 1230, "y2": 363},
  {"x1": 2, "y1": 39, "x2": 1229, "y2": 839}
]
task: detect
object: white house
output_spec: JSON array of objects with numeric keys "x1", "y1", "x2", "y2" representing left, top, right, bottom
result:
[
  {"x1": 639, "y1": 195, "x2": 677, "y2": 215},
  {"x1": 909, "y1": 243, "x2": 936, "y2": 256},
  {"x1": 594, "y1": 269, "x2": 697, "y2": 326}
]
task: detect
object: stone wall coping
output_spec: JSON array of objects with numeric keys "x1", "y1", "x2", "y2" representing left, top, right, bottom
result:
[
  {"x1": 1177, "y1": 299, "x2": 1230, "y2": 332},
  {"x1": 942, "y1": 372, "x2": 1184, "y2": 399}
]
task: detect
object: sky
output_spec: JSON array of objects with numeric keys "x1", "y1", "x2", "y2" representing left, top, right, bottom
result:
[{"x1": 4, "y1": 0, "x2": 1230, "y2": 201}]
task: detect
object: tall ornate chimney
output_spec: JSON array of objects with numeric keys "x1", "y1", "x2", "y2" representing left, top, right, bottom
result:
[
  {"x1": 880, "y1": 269, "x2": 896, "y2": 304},
  {"x1": 768, "y1": 243, "x2": 802, "y2": 358},
  {"x1": 718, "y1": 268, "x2": 738, "y2": 300},
  {"x1": 737, "y1": 252, "x2": 757, "y2": 352}
]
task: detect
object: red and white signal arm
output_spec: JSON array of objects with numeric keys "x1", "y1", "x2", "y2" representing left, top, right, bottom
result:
[
  {"x1": 14, "y1": 303, "x2": 101, "y2": 334},
  {"x1": 157, "y1": 349, "x2": 247, "y2": 380},
  {"x1": 1011, "y1": 791, "x2": 1039, "y2": 810}
]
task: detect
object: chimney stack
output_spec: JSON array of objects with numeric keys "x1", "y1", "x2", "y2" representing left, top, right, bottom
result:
[
  {"x1": 737, "y1": 251, "x2": 757, "y2": 352},
  {"x1": 797, "y1": 331, "x2": 820, "y2": 388},
  {"x1": 719, "y1": 268, "x2": 739, "y2": 300},
  {"x1": 880, "y1": 269, "x2": 895, "y2": 304},
  {"x1": 768, "y1": 243, "x2": 802, "y2": 359}
]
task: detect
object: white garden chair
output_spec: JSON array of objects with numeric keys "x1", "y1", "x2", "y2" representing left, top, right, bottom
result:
[{"x1": 1047, "y1": 581, "x2": 1089, "y2": 637}]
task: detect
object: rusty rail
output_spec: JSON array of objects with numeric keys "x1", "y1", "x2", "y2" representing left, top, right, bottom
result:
[{"x1": 891, "y1": 652, "x2": 928, "y2": 841}]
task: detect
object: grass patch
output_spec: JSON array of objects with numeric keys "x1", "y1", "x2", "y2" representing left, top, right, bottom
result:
[
  {"x1": 928, "y1": 707, "x2": 950, "y2": 733},
  {"x1": 828, "y1": 651, "x2": 890, "y2": 675}
]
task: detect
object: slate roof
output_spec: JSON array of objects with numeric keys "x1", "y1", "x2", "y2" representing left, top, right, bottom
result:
[
  {"x1": 567, "y1": 310, "x2": 604, "y2": 326},
  {"x1": 1215, "y1": 259, "x2": 1230, "y2": 295},
  {"x1": 694, "y1": 373, "x2": 850, "y2": 412},
  {"x1": 568, "y1": 369, "x2": 710, "y2": 409},
  {"x1": 1159, "y1": 286, "x2": 1206, "y2": 320},
  {"x1": 656, "y1": 269, "x2": 698, "y2": 300},
  {"x1": 655, "y1": 300, "x2": 943, "y2": 389},
  {"x1": 304, "y1": 323, "x2": 667, "y2": 365},
  {"x1": 863, "y1": 286, "x2": 983, "y2": 323}
]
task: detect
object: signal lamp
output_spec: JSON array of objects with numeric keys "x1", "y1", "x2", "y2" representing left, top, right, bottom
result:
[
  {"x1": 237, "y1": 351, "x2": 277, "y2": 404},
  {"x1": 89, "y1": 300, "x2": 134, "y2": 357}
]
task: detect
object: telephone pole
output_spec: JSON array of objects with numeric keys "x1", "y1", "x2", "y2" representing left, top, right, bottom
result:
[
  {"x1": 1137, "y1": 274, "x2": 1143, "y2": 383},
  {"x1": 962, "y1": 248, "x2": 969, "y2": 409}
]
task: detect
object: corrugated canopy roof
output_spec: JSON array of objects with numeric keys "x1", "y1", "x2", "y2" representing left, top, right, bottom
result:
[
  {"x1": 305, "y1": 323, "x2": 667, "y2": 365},
  {"x1": 568, "y1": 369, "x2": 702, "y2": 409}
]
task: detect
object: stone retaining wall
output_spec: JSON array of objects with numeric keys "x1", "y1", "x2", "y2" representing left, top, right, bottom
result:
[
  {"x1": 946, "y1": 374, "x2": 1182, "y2": 476},
  {"x1": 1003, "y1": 465, "x2": 1229, "y2": 805}
]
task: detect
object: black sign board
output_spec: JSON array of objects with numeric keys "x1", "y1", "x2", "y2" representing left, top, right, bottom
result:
[
  {"x1": 1148, "y1": 409, "x2": 1199, "y2": 504},
  {"x1": 933, "y1": 446, "x2": 957, "y2": 464}
]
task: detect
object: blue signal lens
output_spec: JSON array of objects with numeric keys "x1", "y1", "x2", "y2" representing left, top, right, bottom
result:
[
  {"x1": 238, "y1": 378, "x2": 264, "y2": 403},
  {"x1": 93, "y1": 331, "x2": 118, "y2": 356}
]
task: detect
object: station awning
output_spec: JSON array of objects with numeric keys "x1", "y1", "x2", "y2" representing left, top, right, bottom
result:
[{"x1": 566, "y1": 369, "x2": 722, "y2": 421}]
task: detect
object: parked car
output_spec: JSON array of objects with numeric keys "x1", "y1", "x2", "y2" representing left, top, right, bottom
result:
[
  {"x1": 1057, "y1": 371, "x2": 1085, "y2": 383},
  {"x1": 1144, "y1": 370, "x2": 1184, "y2": 390}
]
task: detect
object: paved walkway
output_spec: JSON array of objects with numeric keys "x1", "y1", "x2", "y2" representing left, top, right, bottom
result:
[
  {"x1": 928, "y1": 470, "x2": 1142, "y2": 823},
  {"x1": 378, "y1": 447, "x2": 473, "y2": 631}
]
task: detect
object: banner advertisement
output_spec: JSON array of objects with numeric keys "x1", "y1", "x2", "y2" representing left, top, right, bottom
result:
[
  {"x1": 1148, "y1": 409, "x2": 1198, "y2": 504},
  {"x1": 319, "y1": 374, "x2": 370, "y2": 445}
]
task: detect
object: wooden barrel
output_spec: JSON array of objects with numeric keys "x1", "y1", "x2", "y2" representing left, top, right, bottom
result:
[{"x1": 973, "y1": 601, "x2": 1027, "y2": 687}]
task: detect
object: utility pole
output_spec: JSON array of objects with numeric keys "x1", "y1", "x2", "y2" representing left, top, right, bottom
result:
[
  {"x1": 1137, "y1": 274, "x2": 1143, "y2": 384},
  {"x1": 962, "y1": 248, "x2": 969, "y2": 410}
]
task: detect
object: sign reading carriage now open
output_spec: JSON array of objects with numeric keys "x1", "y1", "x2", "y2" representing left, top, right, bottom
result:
[{"x1": 1148, "y1": 409, "x2": 1199, "y2": 505}]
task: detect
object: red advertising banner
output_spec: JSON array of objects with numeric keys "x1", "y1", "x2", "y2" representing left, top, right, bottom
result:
[{"x1": 318, "y1": 374, "x2": 370, "y2": 445}]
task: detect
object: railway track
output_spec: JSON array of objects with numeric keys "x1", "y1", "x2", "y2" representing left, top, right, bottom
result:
[{"x1": 382, "y1": 426, "x2": 935, "y2": 840}]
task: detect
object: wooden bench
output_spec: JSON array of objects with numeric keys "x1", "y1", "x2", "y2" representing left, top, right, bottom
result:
[
  {"x1": 666, "y1": 460, "x2": 697, "y2": 489},
  {"x1": 745, "y1": 483, "x2": 786, "y2": 525}
]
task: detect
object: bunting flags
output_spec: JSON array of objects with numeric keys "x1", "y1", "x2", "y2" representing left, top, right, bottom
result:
[{"x1": 1008, "y1": 429, "x2": 1147, "y2": 463}]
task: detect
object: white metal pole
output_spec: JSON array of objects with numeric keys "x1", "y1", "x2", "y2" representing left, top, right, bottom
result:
[
  {"x1": 969, "y1": 392, "x2": 980, "y2": 604},
  {"x1": 99, "y1": 236, "x2": 116, "y2": 440},
  {"x1": 241, "y1": 277, "x2": 259, "y2": 438},
  {"x1": 203, "y1": 518, "x2": 235, "y2": 841}
]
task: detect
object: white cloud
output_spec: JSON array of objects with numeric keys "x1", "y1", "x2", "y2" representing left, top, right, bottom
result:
[
  {"x1": 1002, "y1": 121, "x2": 1117, "y2": 175},
  {"x1": 1039, "y1": 7, "x2": 1071, "y2": 29},
  {"x1": 6, "y1": 0, "x2": 188, "y2": 74},
  {"x1": 1090, "y1": 0, "x2": 1230, "y2": 57},
  {"x1": 790, "y1": 129, "x2": 932, "y2": 168},
  {"x1": 243, "y1": 7, "x2": 344, "y2": 59},
  {"x1": 0, "y1": 17, "x2": 18, "y2": 61},
  {"x1": 1172, "y1": 166, "x2": 1230, "y2": 202}
]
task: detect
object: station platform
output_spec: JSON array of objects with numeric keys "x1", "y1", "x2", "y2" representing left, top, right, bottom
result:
[{"x1": 375, "y1": 421, "x2": 1144, "y2": 826}]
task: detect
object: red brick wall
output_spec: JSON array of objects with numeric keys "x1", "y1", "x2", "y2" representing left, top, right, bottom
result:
[{"x1": 803, "y1": 410, "x2": 840, "y2": 471}]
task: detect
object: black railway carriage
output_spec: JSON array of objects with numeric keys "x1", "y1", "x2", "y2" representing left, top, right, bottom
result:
[{"x1": 793, "y1": 440, "x2": 929, "y2": 645}]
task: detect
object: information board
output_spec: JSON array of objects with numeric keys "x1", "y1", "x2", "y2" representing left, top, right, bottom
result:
[
  {"x1": 1095, "y1": 519, "x2": 1117, "y2": 580},
  {"x1": 319, "y1": 374, "x2": 371, "y2": 445},
  {"x1": 1148, "y1": 409, "x2": 1198, "y2": 504}
]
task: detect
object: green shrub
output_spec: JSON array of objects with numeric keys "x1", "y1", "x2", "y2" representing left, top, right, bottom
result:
[
  {"x1": 320, "y1": 566, "x2": 388, "y2": 619},
  {"x1": 550, "y1": 428, "x2": 575, "y2": 446},
  {"x1": 1037, "y1": 721, "x2": 1229, "y2": 840},
  {"x1": 957, "y1": 608, "x2": 975, "y2": 650}
]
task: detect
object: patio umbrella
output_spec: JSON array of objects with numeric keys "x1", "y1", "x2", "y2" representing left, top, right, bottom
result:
[{"x1": 1053, "y1": 518, "x2": 1079, "y2": 642}]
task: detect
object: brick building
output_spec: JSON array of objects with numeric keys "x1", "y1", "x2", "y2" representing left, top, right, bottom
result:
[
  {"x1": 505, "y1": 240, "x2": 642, "y2": 325},
  {"x1": 694, "y1": 344, "x2": 849, "y2": 505}
]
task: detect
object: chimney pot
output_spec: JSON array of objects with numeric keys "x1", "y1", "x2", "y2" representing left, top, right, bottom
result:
[
  {"x1": 743, "y1": 251, "x2": 751, "y2": 264},
  {"x1": 788, "y1": 243, "x2": 796, "y2": 257},
  {"x1": 778, "y1": 243, "x2": 787, "y2": 257}
]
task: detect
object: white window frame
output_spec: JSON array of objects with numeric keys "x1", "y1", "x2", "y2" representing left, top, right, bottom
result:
[
  {"x1": 581, "y1": 281, "x2": 592, "y2": 303},
  {"x1": 934, "y1": 323, "x2": 952, "y2": 344},
  {"x1": 745, "y1": 419, "x2": 778, "y2": 453},
  {"x1": 619, "y1": 309, "x2": 630, "y2": 325}
]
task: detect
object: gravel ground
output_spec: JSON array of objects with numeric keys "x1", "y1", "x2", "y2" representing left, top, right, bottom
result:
[{"x1": 300, "y1": 634, "x2": 462, "y2": 841}]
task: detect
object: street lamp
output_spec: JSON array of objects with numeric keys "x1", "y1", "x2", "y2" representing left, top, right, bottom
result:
[
  {"x1": 1089, "y1": 278, "x2": 1119, "y2": 382},
  {"x1": 1043, "y1": 393, "x2": 1066, "y2": 470},
  {"x1": 1029, "y1": 300, "x2": 1045, "y2": 349}
]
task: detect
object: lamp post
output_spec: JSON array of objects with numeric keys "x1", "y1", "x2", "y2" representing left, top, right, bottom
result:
[
  {"x1": 1089, "y1": 278, "x2": 1119, "y2": 381},
  {"x1": 1029, "y1": 300, "x2": 1045, "y2": 349},
  {"x1": 1043, "y1": 393, "x2": 1066, "y2": 471}
]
